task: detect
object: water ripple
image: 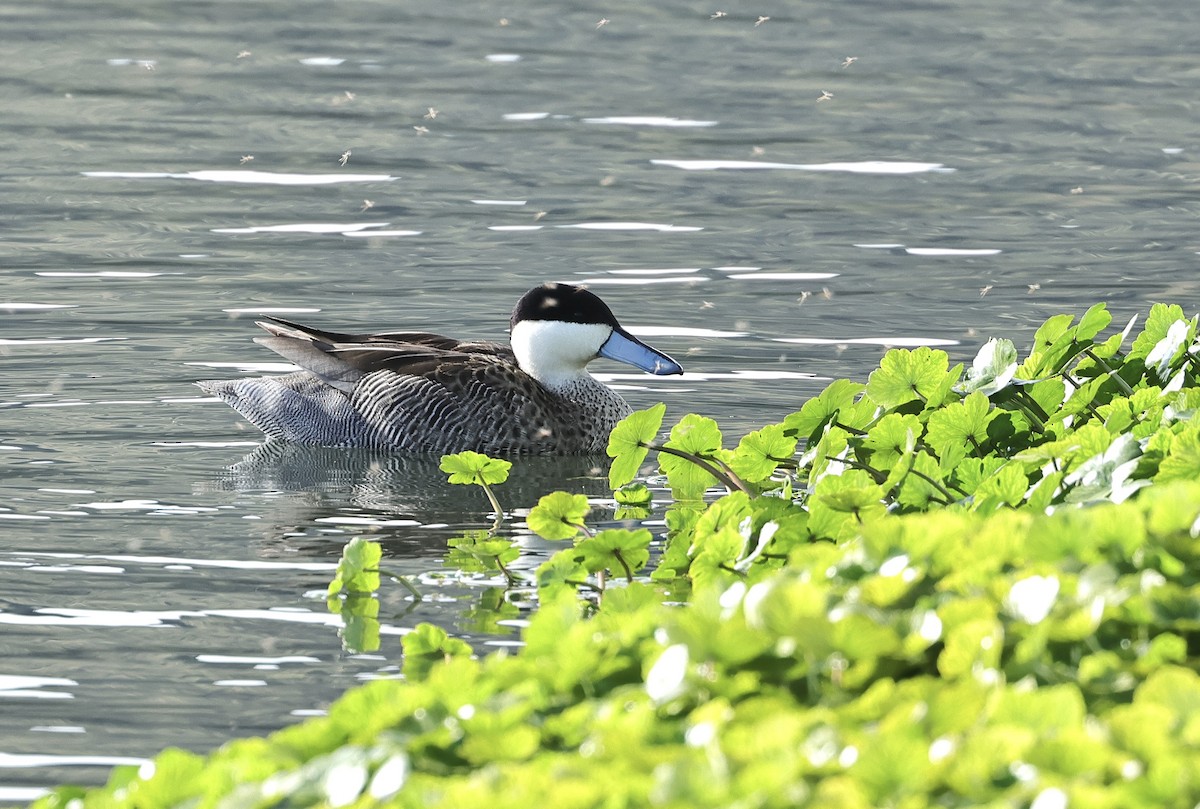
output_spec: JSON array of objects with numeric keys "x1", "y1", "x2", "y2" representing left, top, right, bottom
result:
[
  {"x1": 189, "y1": 361, "x2": 299, "y2": 372},
  {"x1": 774, "y1": 336, "x2": 961, "y2": 347},
  {"x1": 72, "y1": 499, "x2": 219, "y2": 514},
  {"x1": 83, "y1": 171, "x2": 398, "y2": 186},
  {"x1": 904, "y1": 247, "x2": 1002, "y2": 256},
  {"x1": 583, "y1": 116, "x2": 718, "y2": 127},
  {"x1": 558, "y1": 222, "x2": 703, "y2": 232},
  {"x1": 105, "y1": 58, "x2": 156, "y2": 69},
  {"x1": 597, "y1": 370, "x2": 823, "y2": 382},
  {"x1": 221, "y1": 307, "x2": 321, "y2": 315},
  {"x1": 0, "y1": 303, "x2": 76, "y2": 311},
  {"x1": 0, "y1": 675, "x2": 77, "y2": 700},
  {"x1": 727, "y1": 272, "x2": 840, "y2": 280},
  {"x1": 651, "y1": 159, "x2": 953, "y2": 174},
  {"x1": 0, "y1": 753, "x2": 148, "y2": 768},
  {"x1": 576, "y1": 276, "x2": 708, "y2": 285},
  {"x1": 211, "y1": 222, "x2": 396, "y2": 235},
  {"x1": 10, "y1": 551, "x2": 334, "y2": 573},
  {"x1": 628, "y1": 326, "x2": 749, "y2": 338},
  {"x1": 855, "y1": 243, "x2": 1003, "y2": 257},
  {"x1": 609, "y1": 268, "x2": 703, "y2": 275},
  {"x1": 0, "y1": 337, "x2": 125, "y2": 345},
  {"x1": 195, "y1": 654, "x2": 321, "y2": 665},
  {"x1": 343, "y1": 229, "x2": 423, "y2": 238},
  {"x1": 36, "y1": 271, "x2": 171, "y2": 278}
]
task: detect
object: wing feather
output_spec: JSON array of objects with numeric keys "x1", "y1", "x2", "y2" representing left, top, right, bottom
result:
[{"x1": 253, "y1": 316, "x2": 517, "y2": 387}]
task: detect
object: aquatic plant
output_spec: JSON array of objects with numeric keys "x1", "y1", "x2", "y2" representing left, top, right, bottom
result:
[
  {"x1": 326, "y1": 537, "x2": 421, "y2": 653},
  {"x1": 36, "y1": 302, "x2": 1200, "y2": 809},
  {"x1": 439, "y1": 450, "x2": 512, "y2": 529}
]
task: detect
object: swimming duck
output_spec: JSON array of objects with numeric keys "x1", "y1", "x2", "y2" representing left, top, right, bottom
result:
[{"x1": 197, "y1": 283, "x2": 683, "y2": 454}]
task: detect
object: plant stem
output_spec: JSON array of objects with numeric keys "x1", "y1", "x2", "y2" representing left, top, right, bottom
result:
[
  {"x1": 832, "y1": 456, "x2": 887, "y2": 485},
  {"x1": 381, "y1": 569, "x2": 423, "y2": 602},
  {"x1": 900, "y1": 468, "x2": 957, "y2": 505},
  {"x1": 650, "y1": 444, "x2": 749, "y2": 494},
  {"x1": 717, "y1": 562, "x2": 747, "y2": 578},
  {"x1": 1004, "y1": 395, "x2": 1046, "y2": 435},
  {"x1": 612, "y1": 549, "x2": 634, "y2": 582},
  {"x1": 480, "y1": 481, "x2": 505, "y2": 525},
  {"x1": 837, "y1": 455, "x2": 958, "y2": 505},
  {"x1": 494, "y1": 555, "x2": 518, "y2": 587},
  {"x1": 1083, "y1": 349, "x2": 1134, "y2": 396},
  {"x1": 1016, "y1": 387, "x2": 1051, "y2": 421},
  {"x1": 1013, "y1": 389, "x2": 1051, "y2": 427},
  {"x1": 1057, "y1": 373, "x2": 1104, "y2": 421},
  {"x1": 712, "y1": 458, "x2": 754, "y2": 493}
]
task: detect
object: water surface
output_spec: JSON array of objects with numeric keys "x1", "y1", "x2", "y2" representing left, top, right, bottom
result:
[{"x1": 4, "y1": 0, "x2": 1200, "y2": 796}]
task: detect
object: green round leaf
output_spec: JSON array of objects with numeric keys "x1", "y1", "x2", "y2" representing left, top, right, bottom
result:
[
  {"x1": 614, "y1": 482, "x2": 653, "y2": 506},
  {"x1": 729, "y1": 424, "x2": 797, "y2": 482},
  {"x1": 865, "y1": 346, "x2": 954, "y2": 409},
  {"x1": 607, "y1": 403, "x2": 667, "y2": 488},
  {"x1": 575, "y1": 529, "x2": 652, "y2": 578},
  {"x1": 328, "y1": 537, "x2": 382, "y2": 596},
  {"x1": 439, "y1": 450, "x2": 512, "y2": 486},
  {"x1": 527, "y1": 491, "x2": 591, "y2": 540}
]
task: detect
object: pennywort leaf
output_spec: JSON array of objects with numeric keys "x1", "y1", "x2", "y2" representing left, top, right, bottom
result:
[
  {"x1": 782, "y1": 379, "x2": 865, "y2": 438},
  {"x1": 614, "y1": 483, "x2": 653, "y2": 507},
  {"x1": 328, "y1": 537, "x2": 382, "y2": 597},
  {"x1": 440, "y1": 451, "x2": 511, "y2": 523},
  {"x1": 535, "y1": 550, "x2": 591, "y2": 599},
  {"x1": 575, "y1": 528, "x2": 652, "y2": 581},
  {"x1": 865, "y1": 347, "x2": 954, "y2": 409},
  {"x1": 660, "y1": 414, "x2": 724, "y2": 499},
  {"x1": 1130, "y1": 303, "x2": 1189, "y2": 362},
  {"x1": 447, "y1": 531, "x2": 520, "y2": 572},
  {"x1": 1076, "y1": 302, "x2": 1113, "y2": 342},
  {"x1": 862, "y1": 413, "x2": 923, "y2": 470},
  {"x1": 607, "y1": 403, "x2": 667, "y2": 488},
  {"x1": 401, "y1": 623, "x2": 473, "y2": 681},
  {"x1": 527, "y1": 491, "x2": 591, "y2": 540},
  {"x1": 925, "y1": 391, "x2": 997, "y2": 466},
  {"x1": 439, "y1": 451, "x2": 512, "y2": 487},
  {"x1": 1144, "y1": 318, "x2": 1193, "y2": 382},
  {"x1": 1154, "y1": 424, "x2": 1200, "y2": 484},
  {"x1": 729, "y1": 423, "x2": 797, "y2": 482}
]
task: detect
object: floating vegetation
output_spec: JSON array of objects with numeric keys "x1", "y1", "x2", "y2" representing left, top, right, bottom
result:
[{"x1": 35, "y1": 302, "x2": 1200, "y2": 808}]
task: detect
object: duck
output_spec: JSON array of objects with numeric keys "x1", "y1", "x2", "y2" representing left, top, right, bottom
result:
[{"x1": 196, "y1": 282, "x2": 684, "y2": 454}]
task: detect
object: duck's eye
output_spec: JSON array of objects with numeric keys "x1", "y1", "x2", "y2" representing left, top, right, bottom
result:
[{"x1": 541, "y1": 296, "x2": 558, "y2": 310}]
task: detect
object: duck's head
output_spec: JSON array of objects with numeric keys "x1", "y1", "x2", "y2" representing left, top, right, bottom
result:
[{"x1": 509, "y1": 283, "x2": 684, "y2": 386}]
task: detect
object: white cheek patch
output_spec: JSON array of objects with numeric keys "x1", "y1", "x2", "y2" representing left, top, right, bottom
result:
[{"x1": 511, "y1": 320, "x2": 612, "y2": 386}]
